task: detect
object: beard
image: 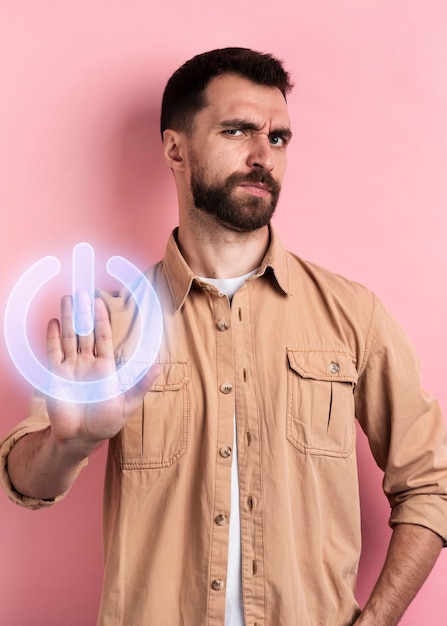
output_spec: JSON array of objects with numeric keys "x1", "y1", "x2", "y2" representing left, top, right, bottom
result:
[{"x1": 190, "y1": 162, "x2": 281, "y2": 233}]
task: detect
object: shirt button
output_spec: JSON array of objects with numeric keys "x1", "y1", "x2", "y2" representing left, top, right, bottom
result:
[
  {"x1": 220, "y1": 383, "x2": 233, "y2": 394},
  {"x1": 211, "y1": 579, "x2": 225, "y2": 591},
  {"x1": 215, "y1": 514, "x2": 228, "y2": 526},
  {"x1": 329, "y1": 361, "x2": 340, "y2": 374},
  {"x1": 219, "y1": 446, "x2": 232, "y2": 458},
  {"x1": 216, "y1": 320, "x2": 229, "y2": 331}
]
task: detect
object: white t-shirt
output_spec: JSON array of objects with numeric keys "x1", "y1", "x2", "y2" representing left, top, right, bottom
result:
[{"x1": 198, "y1": 271, "x2": 257, "y2": 626}]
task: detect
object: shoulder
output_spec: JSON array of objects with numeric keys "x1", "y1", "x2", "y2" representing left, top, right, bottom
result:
[{"x1": 286, "y1": 249, "x2": 376, "y2": 312}]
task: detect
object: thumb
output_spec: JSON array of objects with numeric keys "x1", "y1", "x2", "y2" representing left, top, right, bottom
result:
[{"x1": 123, "y1": 363, "x2": 161, "y2": 405}]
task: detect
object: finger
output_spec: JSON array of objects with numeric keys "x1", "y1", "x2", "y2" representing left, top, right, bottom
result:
[
  {"x1": 59, "y1": 295, "x2": 78, "y2": 359},
  {"x1": 92, "y1": 297, "x2": 114, "y2": 359},
  {"x1": 47, "y1": 318, "x2": 63, "y2": 368},
  {"x1": 74, "y1": 290, "x2": 95, "y2": 354}
]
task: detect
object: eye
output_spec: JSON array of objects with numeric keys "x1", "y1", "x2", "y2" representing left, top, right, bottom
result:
[
  {"x1": 224, "y1": 129, "x2": 244, "y2": 137},
  {"x1": 269, "y1": 135, "x2": 286, "y2": 147}
]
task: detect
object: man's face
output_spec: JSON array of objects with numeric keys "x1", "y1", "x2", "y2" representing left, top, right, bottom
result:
[{"x1": 185, "y1": 73, "x2": 292, "y2": 232}]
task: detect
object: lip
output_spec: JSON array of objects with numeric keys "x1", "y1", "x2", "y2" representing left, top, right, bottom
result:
[{"x1": 238, "y1": 182, "x2": 272, "y2": 197}]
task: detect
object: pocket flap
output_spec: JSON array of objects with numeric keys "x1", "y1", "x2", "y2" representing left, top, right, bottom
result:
[
  {"x1": 287, "y1": 349, "x2": 358, "y2": 384},
  {"x1": 150, "y1": 360, "x2": 190, "y2": 391}
]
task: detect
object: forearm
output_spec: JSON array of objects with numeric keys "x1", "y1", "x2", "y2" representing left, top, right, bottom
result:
[
  {"x1": 355, "y1": 523, "x2": 443, "y2": 625},
  {"x1": 7, "y1": 427, "x2": 100, "y2": 500}
]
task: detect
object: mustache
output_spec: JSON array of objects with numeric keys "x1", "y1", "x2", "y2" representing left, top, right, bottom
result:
[{"x1": 226, "y1": 170, "x2": 280, "y2": 192}]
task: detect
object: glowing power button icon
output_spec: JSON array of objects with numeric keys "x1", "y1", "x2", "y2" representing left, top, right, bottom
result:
[{"x1": 4, "y1": 243, "x2": 163, "y2": 404}]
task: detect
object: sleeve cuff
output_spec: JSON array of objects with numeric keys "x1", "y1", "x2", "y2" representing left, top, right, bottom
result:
[
  {"x1": 389, "y1": 494, "x2": 447, "y2": 546},
  {"x1": 1, "y1": 422, "x2": 88, "y2": 510}
]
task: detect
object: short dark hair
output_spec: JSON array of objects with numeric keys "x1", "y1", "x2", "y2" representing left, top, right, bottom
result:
[{"x1": 160, "y1": 47, "x2": 293, "y2": 136}]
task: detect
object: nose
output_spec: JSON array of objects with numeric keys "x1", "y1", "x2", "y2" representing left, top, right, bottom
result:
[{"x1": 246, "y1": 134, "x2": 274, "y2": 171}]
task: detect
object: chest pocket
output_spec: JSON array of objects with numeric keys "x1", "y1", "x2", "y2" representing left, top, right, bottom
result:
[
  {"x1": 286, "y1": 349, "x2": 358, "y2": 458},
  {"x1": 119, "y1": 359, "x2": 189, "y2": 469}
]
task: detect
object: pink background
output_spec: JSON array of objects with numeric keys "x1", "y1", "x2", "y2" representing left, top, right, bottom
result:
[{"x1": 1, "y1": 2, "x2": 446, "y2": 623}]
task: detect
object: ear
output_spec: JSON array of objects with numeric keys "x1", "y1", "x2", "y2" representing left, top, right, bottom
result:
[{"x1": 163, "y1": 129, "x2": 187, "y2": 172}]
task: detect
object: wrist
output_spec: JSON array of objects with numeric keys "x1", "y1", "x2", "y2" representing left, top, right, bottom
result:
[{"x1": 47, "y1": 427, "x2": 102, "y2": 463}]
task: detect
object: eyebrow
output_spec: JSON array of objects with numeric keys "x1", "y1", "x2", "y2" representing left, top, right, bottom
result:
[{"x1": 219, "y1": 118, "x2": 293, "y2": 142}]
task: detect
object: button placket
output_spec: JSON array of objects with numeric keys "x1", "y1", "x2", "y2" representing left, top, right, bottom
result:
[
  {"x1": 230, "y1": 286, "x2": 265, "y2": 619},
  {"x1": 208, "y1": 293, "x2": 234, "y2": 621}
]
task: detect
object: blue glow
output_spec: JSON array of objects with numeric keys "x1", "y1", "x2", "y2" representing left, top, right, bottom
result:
[
  {"x1": 4, "y1": 245, "x2": 163, "y2": 404},
  {"x1": 72, "y1": 242, "x2": 95, "y2": 335}
]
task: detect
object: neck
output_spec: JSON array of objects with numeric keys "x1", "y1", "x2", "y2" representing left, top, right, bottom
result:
[{"x1": 176, "y1": 211, "x2": 270, "y2": 279}]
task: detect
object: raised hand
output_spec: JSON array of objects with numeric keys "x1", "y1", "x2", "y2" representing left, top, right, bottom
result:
[{"x1": 45, "y1": 292, "x2": 160, "y2": 449}]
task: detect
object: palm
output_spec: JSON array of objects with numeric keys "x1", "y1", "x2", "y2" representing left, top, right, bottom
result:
[{"x1": 46, "y1": 293, "x2": 158, "y2": 445}]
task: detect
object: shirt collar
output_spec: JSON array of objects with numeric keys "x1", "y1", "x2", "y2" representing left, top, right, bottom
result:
[{"x1": 163, "y1": 225, "x2": 292, "y2": 312}]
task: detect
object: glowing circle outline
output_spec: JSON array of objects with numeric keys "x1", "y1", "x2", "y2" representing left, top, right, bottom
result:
[{"x1": 4, "y1": 246, "x2": 163, "y2": 404}]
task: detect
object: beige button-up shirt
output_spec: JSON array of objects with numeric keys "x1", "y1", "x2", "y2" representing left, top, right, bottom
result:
[{"x1": 2, "y1": 228, "x2": 447, "y2": 626}]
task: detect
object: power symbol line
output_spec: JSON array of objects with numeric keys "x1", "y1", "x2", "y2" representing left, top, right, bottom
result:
[{"x1": 72, "y1": 242, "x2": 95, "y2": 336}]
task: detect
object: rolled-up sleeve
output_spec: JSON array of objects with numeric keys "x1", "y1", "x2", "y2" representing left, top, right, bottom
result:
[
  {"x1": 355, "y1": 294, "x2": 447, "y2": 543},
  {"x1": 0, "y1": 392, "x2": 86, "y2": 510}
]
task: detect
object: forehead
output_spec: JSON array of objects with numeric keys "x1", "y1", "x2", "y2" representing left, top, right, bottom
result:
[{"x1": 198, "y1": 73, "x2": 291, "y2": 130}]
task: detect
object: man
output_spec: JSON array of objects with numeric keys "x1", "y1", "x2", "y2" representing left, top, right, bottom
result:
[{"x1": 1, "y1": 48, "x2": 446, "y2": 626}]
